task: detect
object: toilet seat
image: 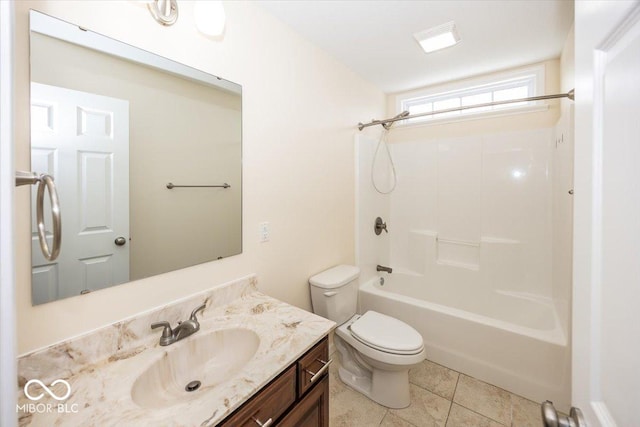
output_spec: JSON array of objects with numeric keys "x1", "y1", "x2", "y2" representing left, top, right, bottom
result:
[{"x1": 349, "y1": 311, "x2": 424, "y2": 355}]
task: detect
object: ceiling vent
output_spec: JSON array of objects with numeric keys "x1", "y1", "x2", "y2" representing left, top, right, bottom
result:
[{"x1": 413, "y1": 21, "x2": 461, "y2": 54}]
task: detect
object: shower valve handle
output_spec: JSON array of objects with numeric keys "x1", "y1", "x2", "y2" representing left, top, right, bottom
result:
[{"x1": 375, "y1": 217, "x2": 388, "y2": 235}]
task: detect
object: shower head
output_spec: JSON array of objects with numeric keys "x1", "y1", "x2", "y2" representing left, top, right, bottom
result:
[{"x1": 382, "y1": 111, "x2": 410, "y2": 130}]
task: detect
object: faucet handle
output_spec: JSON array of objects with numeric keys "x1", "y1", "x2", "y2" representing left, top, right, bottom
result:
[
  {"x1": 151, "y1": 321, "x2": 173, "y2": 338},
  {"x1": 375, "y1": 217, "x2": 388, "y2": 235},
  {"x1": 190, "y1": 303, "x2": 206, "y2": 323}
]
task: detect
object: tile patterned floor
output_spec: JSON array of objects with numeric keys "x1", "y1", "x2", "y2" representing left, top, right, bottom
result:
[{"x1": 329, "y1": 355, "x2": 543, "y2": 427}]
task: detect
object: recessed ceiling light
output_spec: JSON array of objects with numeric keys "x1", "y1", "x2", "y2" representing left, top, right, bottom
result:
[{"x1": 413, "y1": 21, "x2": 461, "y2": 54}]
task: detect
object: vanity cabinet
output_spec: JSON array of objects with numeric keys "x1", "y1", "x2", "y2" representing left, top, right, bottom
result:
[
  {"x1": 219, "y1": 336, "x2": 329, "y2": 427},
  {"x1": 278, "y1": 375, "x2": 328, "y2": 427}
]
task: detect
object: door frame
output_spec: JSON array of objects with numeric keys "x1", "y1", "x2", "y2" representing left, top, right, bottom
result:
[
  {"x1": 0, "y1": 1, "x2": 17, "y2": 426},
  {"x1": 573, "y1": 1, "x2": 640, "y2": 425}
]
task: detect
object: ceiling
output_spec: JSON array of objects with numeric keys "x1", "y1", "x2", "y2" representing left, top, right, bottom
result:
[{"x1": 259, "y1": 0, "x2": 575, "y2": 94}]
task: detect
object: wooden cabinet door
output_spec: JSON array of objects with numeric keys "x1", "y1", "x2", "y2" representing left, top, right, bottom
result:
[{"x1": 278, "y1": 374, "x2": 329, "y2": 427}]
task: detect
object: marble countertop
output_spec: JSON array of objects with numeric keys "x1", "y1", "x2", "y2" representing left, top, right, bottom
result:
[{"x1": 17, "y1": 276, "x2": 335, "y2": 426}]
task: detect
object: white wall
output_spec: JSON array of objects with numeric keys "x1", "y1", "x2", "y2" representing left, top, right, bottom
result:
[{"x1": 14, "y1": 1, "x2": 384, "y2": 354}]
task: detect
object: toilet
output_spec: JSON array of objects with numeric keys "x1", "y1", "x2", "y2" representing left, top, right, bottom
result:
[{"x1": 309, "y1": 265, "x2": 425, "y2": 408}]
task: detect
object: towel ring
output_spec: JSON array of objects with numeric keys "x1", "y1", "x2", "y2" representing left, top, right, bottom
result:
[{"x1": 16, "y1": 171, "x2": 62, "y2": 261}]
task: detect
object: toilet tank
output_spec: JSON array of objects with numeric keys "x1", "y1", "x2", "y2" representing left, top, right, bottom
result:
[{"x1": 309, "y1": 265, "x2": 360, "y2": 325}]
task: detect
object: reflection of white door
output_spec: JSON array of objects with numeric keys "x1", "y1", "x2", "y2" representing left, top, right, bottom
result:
[
  {"x1": 30, "y1": 83, "x2": 129, "y2": 304},
  {"x1": 574, "y1": 2, "x2": 640, "y2": 426}
]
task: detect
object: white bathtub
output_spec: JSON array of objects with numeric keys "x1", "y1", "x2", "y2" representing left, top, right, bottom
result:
[{"x1": 358, "y1": 273, "x2": 571, "y2": 410}]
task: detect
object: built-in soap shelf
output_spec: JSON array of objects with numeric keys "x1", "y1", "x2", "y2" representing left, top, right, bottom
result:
[
  {"x1": 436, "y1": 236, "x2": 480, "y2": 271},
  {"x1": 481, "y1": 236, "x2": 520, "y2": 244},
  {"x1": 401, "y1": 230, "x2": 522, "y2": 273}
]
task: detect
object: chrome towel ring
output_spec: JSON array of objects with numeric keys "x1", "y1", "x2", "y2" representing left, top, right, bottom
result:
[{"x1": 16, "y1": 171, "x2": 62, "y2": 261}]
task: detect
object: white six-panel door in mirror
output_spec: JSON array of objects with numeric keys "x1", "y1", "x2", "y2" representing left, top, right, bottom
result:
[{"x1": 31, "y1": 83, "x2": 129, "y2": 304}]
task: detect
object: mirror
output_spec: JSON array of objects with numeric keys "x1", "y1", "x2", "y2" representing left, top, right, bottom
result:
[{"x1": 29, "y1": 10, "x2": 242, "y2": 305}]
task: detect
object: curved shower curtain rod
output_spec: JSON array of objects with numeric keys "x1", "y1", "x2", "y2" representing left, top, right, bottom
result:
[{"x1": 358, "y1": 89, "x2": 575, "y2": 131}]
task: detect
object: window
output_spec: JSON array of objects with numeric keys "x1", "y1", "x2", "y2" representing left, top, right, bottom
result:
[{"x1": 397, "y1": 65, "x2": 545, "y2": 125}]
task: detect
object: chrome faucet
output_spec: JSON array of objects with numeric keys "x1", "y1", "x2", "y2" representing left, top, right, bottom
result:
[
  {"x1": 151, "y1": 303, "x2": 206, "y2": 346},
  {"x1": 376, "y1": 265, "x2": 393, "y2": 274}
]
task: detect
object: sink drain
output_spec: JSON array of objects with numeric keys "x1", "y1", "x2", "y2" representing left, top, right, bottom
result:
[{"x1": 185, "y1": 380, "x2": 201, "y2": 392}]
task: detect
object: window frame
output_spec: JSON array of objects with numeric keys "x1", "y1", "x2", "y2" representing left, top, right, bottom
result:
[{"x1": 395, "y1": 64, "x2": 547, "y2": 127}]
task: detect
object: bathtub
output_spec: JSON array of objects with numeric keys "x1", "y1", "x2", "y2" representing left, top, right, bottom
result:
[{"x1": 358, "y1": 273, "x2": 571, "y2": 410}]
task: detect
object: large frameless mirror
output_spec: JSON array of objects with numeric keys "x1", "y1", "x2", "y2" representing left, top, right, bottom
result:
[{"x1": 29, "y1": 10, "x2": 242, "y2": 305}]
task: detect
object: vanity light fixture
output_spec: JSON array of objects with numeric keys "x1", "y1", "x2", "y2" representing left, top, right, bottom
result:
[
  {"x1": 413, "y1": 21, "x2": 461, "y2": 54},
  {"x1": 194, "y1": 1, "x2": 226, "y2": 37},
  {"x1": 147, "y1": 0, "x2": 178, "y2": 26},
  {"x1": 143, "y1": 0, "x2": 226, "y2": 37}
]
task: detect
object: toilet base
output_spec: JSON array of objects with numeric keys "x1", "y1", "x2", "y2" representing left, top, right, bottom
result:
[{"x1": 335, "y1": 335, "x2": 412, "y2": 408}]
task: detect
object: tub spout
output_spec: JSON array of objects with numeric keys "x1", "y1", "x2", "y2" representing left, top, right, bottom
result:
[{"x1": 376, "y1": 265, "x2": 392, "y2": 274}]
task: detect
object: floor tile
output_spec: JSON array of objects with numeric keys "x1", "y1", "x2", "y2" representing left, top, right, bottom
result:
[
  {"x1": 410, "y1": 359, "x2": 459, "y2": 400},
  {"x1": 453, "y1": 375, "x2": 511, "y2": 425},
  {"x1": 511, "y1": 394, "x2": 542, "y2": 427},
  {"x1": 445, "y1": 403, "x2": 505, "y2": 427},
  {"x1": 329, "y1": 355, "x2": 387, "y2": 427},
  {"x1": 389, "y1": 384, "x2": 451, "y2": 427},
  {"x1": 327, "y1": 351, "x2": 545, "y2": 427},
  {"x1": 379, "y1": 412, "x2": 417, "y2": 427},
  {"x1": 328, "y1": 354, "x2": 346, "y2": 396}
]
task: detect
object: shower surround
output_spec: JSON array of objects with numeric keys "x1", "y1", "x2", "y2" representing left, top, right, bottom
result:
[{"x1": 355, "y1": 124, "x2": 572, "y2": 410}]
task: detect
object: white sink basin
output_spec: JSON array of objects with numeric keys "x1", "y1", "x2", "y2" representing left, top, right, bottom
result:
[{"x1": 131, "y1": 328, "x2": 260, "y2": 410}]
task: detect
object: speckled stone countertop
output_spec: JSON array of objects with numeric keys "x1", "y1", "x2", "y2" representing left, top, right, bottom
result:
[{"x1": 17, "y1": 275, "x2": 335, "y2": 426}]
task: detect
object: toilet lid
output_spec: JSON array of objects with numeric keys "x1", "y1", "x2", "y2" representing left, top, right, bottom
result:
[{"x1": 349, "y1": 311, "x2": 423, "y2": 354}]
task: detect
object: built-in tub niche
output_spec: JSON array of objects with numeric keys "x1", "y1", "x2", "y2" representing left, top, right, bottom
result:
[{"x1": 28, "y1": 10, "x2": 242, "y2": 305}]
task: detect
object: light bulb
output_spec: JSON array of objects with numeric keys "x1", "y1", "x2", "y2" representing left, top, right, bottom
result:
[{"x1": 194, "y1": 1, "x2": 226, "y2": 37}]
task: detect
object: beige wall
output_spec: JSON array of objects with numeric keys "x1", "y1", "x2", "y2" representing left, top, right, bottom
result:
[
  {"x1": 30, "y1": 32, "x2": 242, "y2": 281},
  {"x1": 15, "y1": 1, "x2": 384, "y2": 354}
]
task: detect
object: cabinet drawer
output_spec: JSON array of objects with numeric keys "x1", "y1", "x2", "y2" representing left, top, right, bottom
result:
[
  {"x1": 219, "y1": 364, "x2": 296, "y2": 427},
  {"x1": 297, "y1": 337, "x2": 330, "y2": 396}
]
